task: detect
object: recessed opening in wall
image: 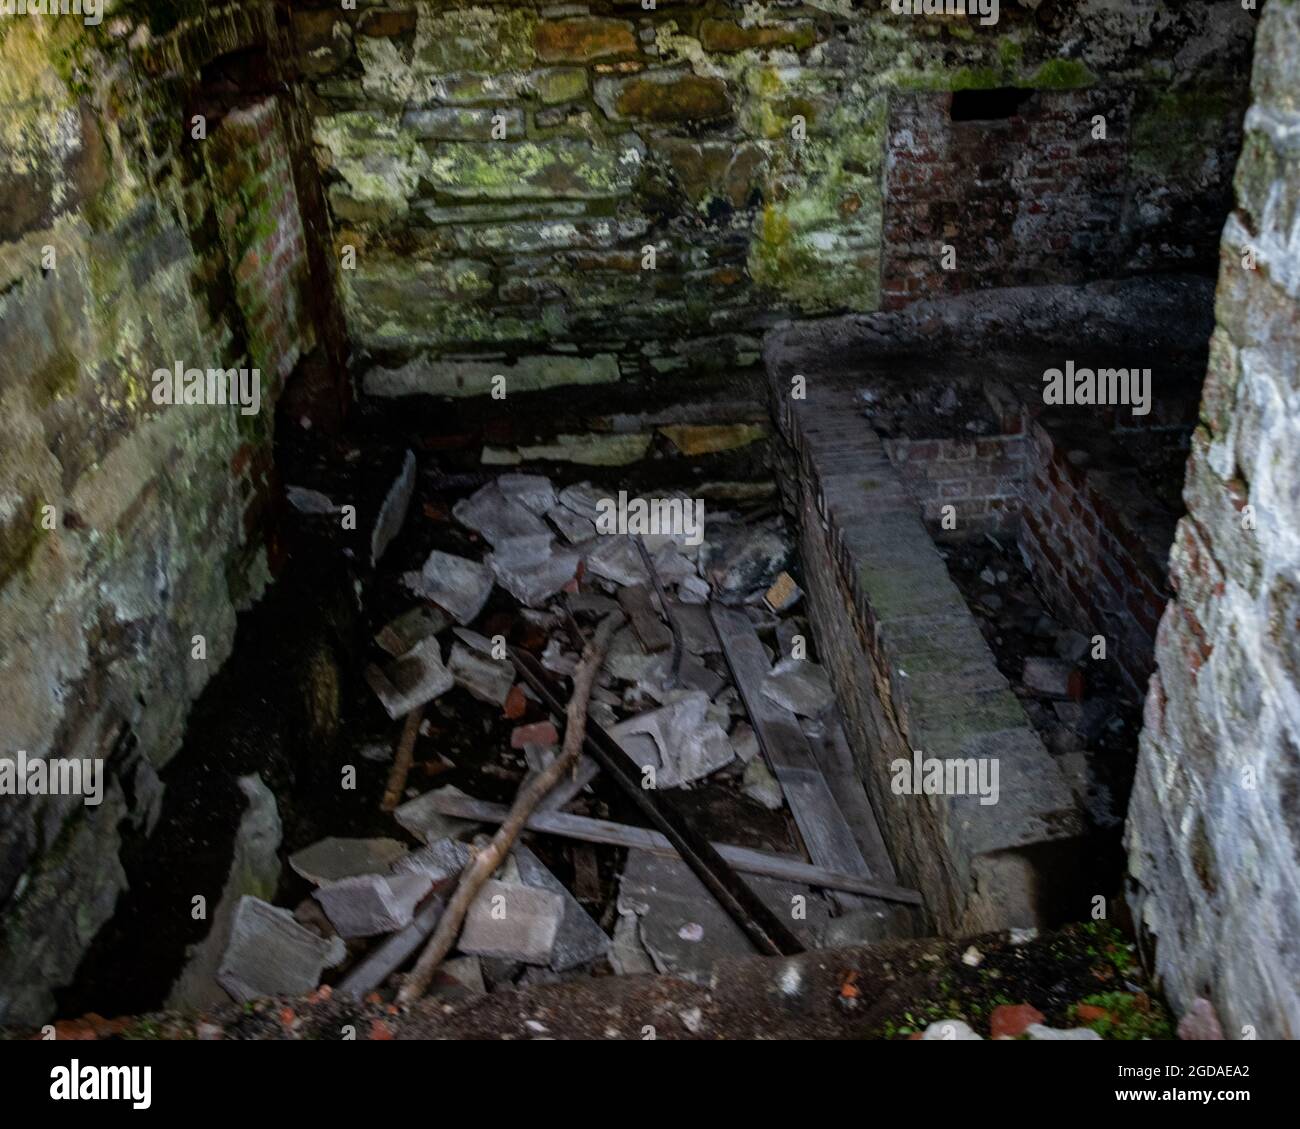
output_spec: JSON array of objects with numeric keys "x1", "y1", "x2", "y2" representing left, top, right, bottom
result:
[
  {"x1": 190, "y1": 46, "x2": 280, "y2": 129},
  {"x1": 950, "y1": 87, "x2": 1036, "y2": 122}
]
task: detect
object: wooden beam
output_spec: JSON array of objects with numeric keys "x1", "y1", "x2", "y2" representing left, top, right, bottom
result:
[
  {"x1": 710, "y1": 606, "x2": 875, "y2": 900},
  {"x1": 415, "y1": 790, "x2": 923, "y2": 906}
]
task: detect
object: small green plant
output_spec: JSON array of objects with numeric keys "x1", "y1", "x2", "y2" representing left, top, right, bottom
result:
[{"x1": 1075, "y1": 992, "x2": 1174, "y2": 1040}]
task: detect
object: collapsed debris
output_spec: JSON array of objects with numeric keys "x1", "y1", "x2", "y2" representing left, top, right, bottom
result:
[{"x1": 209, "y1": 466, "x2": 920, "y2": 1008}]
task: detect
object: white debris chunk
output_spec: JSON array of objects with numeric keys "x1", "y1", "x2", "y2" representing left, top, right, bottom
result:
[
  {"x1": 448, "y1": 642, "x2": 515, "y2": 706},
  {"x1": 366, "y1": 636, "x2": 455, "y2": 719},
  {"x1": 610, "y1": 692, "x2": 733, "y2": 787},
  {"x1": 497, "y1": 473, "x2": 557, "y2": 516},
  {"x1": 761, "y1": 657, "x2": 835, "y2": 718},
  {"x1": 371, "y1": 449, "x2": 417, "y2": 566},
  {"x1": 403, "y1": 550, "x2": 494, "y2": 625}
]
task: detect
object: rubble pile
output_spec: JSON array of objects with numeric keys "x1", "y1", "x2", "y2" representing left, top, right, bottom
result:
[
  {"x1": 187, "y1": 467, "x2": 913, "y2": 1007},
  {"x1": 941, "y1": 534, "x2": 1141, "y2": 833}
]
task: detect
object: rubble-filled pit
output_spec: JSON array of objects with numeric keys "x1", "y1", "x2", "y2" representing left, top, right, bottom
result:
[
  {"x1": 57, "y1": 386, "x2": 921, "y2": 1019},
  {"x1": 852, "y1": 345, "x2": 1205, "y2": 899}
]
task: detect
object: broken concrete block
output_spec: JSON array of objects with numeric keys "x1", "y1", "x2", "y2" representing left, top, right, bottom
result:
[
  {"x1": 513, "y1": 844, "x2": 609, "y2": 970},
  {"x1": 289, "y1": 837, "x2": 410, "y2": 886},
  {"x1": 761, "y1": 657, "x2": 835, "y2": 718},
  {"x1": 313, "y1": 872, "x2": 433, "y2": 938},
  {"x1": 393, "y1": 835, "x2": 472, "y2": 882},
  {"x1": 609, "y1": 912, "x2": 656, "y2": 976},
  {"x1": 216, "y1": 897, "x2": 346, "y2": 1004},
  {"x1": 546, "y1": 503, "x2": 597, "y2": 544},
  {"x1": 742, "y1": 758, "x2": 783, "y2": 810},
  {"x1": 366, "y1": 637, "x2": 455, "y2": 719},
  {"x1": 558, "y1": 482, "x2": 603, "y2": 521},
  {"x1": 438, "y1": 956, "x2": 486, "y2": 996},
  {"x1": 585, "y1": 536, "x2": 647, "y2": 587},
  {"x1": 376, "y1": 606, "x2": 450, "y2": 657},
  {"x1": 392, "y1": 786, "x2": 481, "y2": 844},
  {"x1": 371, "y1": 449, "x2": 417, "y2": 566},
  {"x1": 489, "y1": 545, "x2": 581, "y2": 607},
  {"x1": 403, "y1": 550, "x2": 494, "y2": 625},
  {"x1": 670, "y1": 601, "x2": 721, "y2": 656},
  {"x1": 458, "y1": 880, "x2": 564, "y2": 965},
  {"x1": 677, "y1": 574, "x2": 711, "y2": 604},
  {"x1": 618, "y1": 584, "x2": 672, "y2": 653},
  {"x1": 610, "y1": 692, "x2": 733, "y2": 787},
  {"x1": 498, "y1": 473, "x2": 556, "y2": 516},
  {"x1": 454, "y1": 482, "x2": 553, "y2": 562},
  {"x1": 602, "y1": 625, "x2": 660, "y2": 683},
  {"x1": 449, "y1": 642, "x2": 515, "y2": 706},
  {"x1": 400, "y1": 839, "x2": 606, "y2": 971}
]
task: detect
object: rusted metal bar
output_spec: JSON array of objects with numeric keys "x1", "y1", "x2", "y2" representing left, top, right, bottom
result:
[{"x1": 508, "y1": 646, "x2": 805, "y2": 958}]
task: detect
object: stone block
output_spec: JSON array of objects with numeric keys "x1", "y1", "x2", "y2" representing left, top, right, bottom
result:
[
  {"x1": 534, "y1": 18, "x2": 637, "y2": 64},
  {"x1": 313, "y1": 872, "x2": 433, "y2": 938},
  {"x1": 458, "y1": 880, "x2": 564, "y2": 965},
  {"x1": 596, "y1": 72, "x2": 732, "y2": 124},
  {"x1": 216, "y1": 897, "x2": 346, "y2": 1004}
]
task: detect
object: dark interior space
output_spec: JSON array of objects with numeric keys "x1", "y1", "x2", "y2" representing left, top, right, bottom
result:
[{"x1": 2, "y1": 0, "x2": 1297, "y2": 1054}]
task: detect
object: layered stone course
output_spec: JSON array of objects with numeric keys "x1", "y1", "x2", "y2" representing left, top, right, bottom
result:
[
  {"x1": 297, "y1": 1, "x2": 1253, "y2": 393},
  {"x1": 767, "y1": 376, "x2": 1085, "y2": 934},
  {"x1": 0, "y1": 2, "x2": 334, "y2": 1025},
  {"x1": 1125, "y1": 0, "x2": 1300, "y2": 1041}
]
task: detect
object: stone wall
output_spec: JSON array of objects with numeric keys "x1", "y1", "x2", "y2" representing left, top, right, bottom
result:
[
  {"x1": 1125, "y1": 0, "x2": 1300, "y2": 1041},
  {"x1": 0, "y1": 2, "x2": 332, "y2": 1025},
  {"x1": 298, "y1": 0, "x2": 1253, "y2": 395}
]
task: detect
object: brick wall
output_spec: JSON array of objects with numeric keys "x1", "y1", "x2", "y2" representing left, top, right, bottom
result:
[
  {"x1": 883, "y1": 433, "x2": 1024, "y2": 538},
  {"x1": 882, "y1": 77, "x2": 1244, "y2": 309},
  {"x1": 883, "y1": 88, "x2": 1127, "y2": 308},
  {"x1": 768, "y1": 374, "x2": 1086, "y2": 936},
  {"x1": 208, "y1": 98, "x2": 316, "y2": 383},
  {"x1": 1125, "y1": 0, "x2": 1300, "y2": 1041},
  {"x1": 1019, "y1": 417, "x2": 1171, "y2": 695}
]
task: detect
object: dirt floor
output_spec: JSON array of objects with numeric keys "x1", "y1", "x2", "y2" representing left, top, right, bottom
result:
[{"x1": 24, "y1": 922, "x2": 1170, "y2": 1041}]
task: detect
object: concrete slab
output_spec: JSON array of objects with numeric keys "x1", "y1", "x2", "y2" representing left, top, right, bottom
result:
[{"x1": 216, "y1": 897, "x2": 346, "y2": 1004}]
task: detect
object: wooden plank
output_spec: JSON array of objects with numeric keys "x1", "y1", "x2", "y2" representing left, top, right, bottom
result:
[
  {"x1": 709, "y1": 605, "x2": 874, "y2": 889},
  {"x1": 414, "y1": 790, "x2": 923, "y2": 905},
  {"x1": 806, "y1": 709, "x2": 900, "y2": 884}
]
